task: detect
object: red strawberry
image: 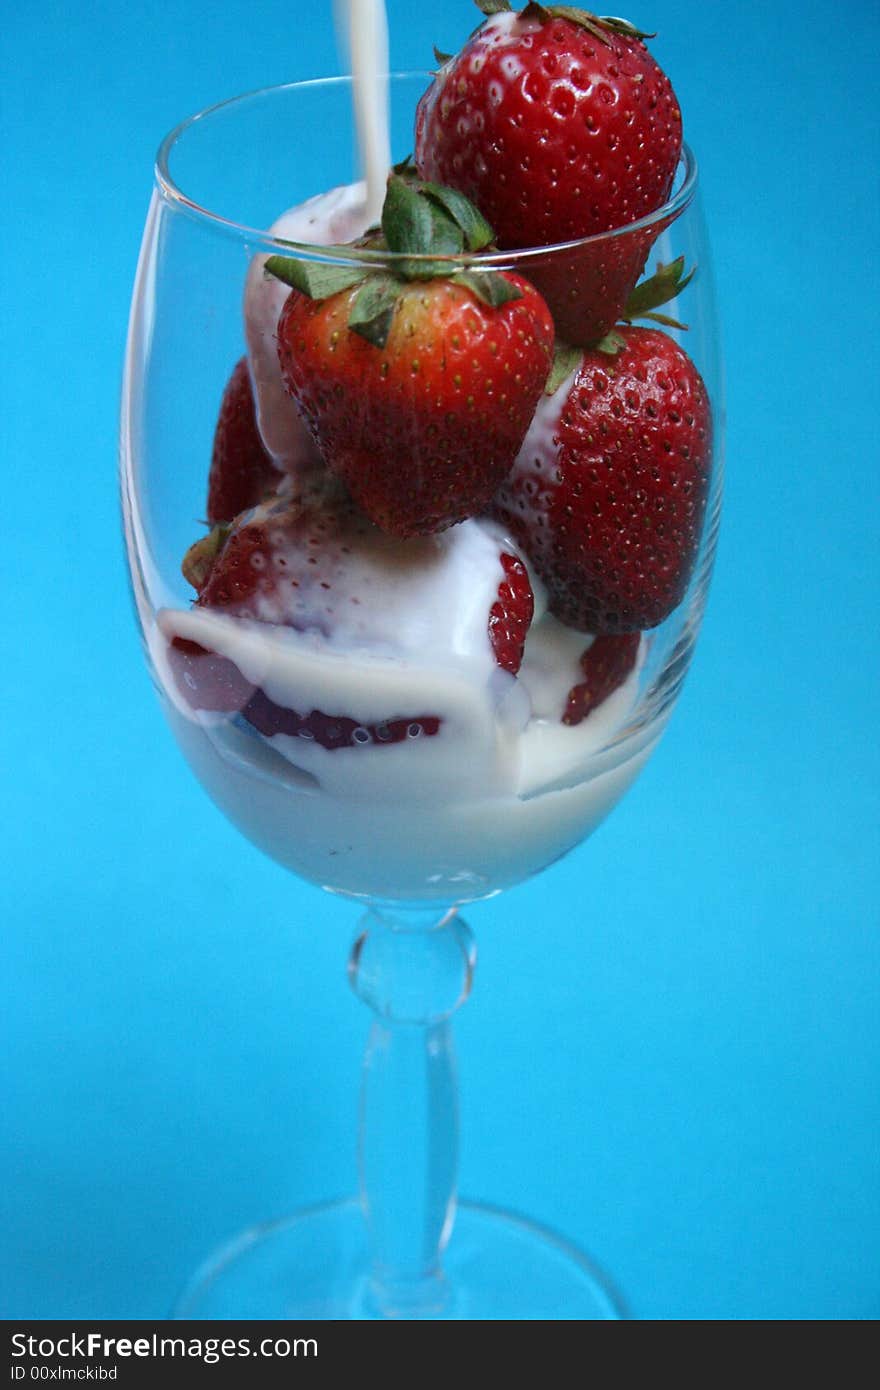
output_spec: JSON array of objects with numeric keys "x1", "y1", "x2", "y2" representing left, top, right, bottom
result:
[
  {"x1": 167, "y1": 639, "x2": 442, "y2": 750},
  {"x1": 206, "y1": 357, "x2": 283, "y2": 524},
  {"x1": 489, "y1": 551, "x2": 534, "y2": 674},
  {"x1": 169, "y1": 481, "x2": 536, "y2": 746},
  {"x1": 276, "y1": 272, "x2": 552, "y2": 537},
  {"x1": 492, "y1": 326, "x2": 711, "y2": 634},
  {"x1": 188, "y1": 478, "x2": 369, "y2": 625},
  {"x1": 266, "y1": 175, "x2": 554, "y2": 538},
  {"x1": 415, "y1": 3, "x2": 682, "y2": 344},
  {"x1": 562, "y1": 632, "x2": 640, "y2": 725}
]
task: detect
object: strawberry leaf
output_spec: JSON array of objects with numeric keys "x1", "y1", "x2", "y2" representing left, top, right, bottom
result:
[
  {"x1": 348, "y1": 274, "x2": 401, "y2": 348},
  {"x1": 520, "y1": 2, "x2": 555, "y2": 21},
  {"x1": 520, "y1": 6, "x2": 654, "y2": 45},
  {"x1": 182, "y1": 524, "x2": 229, "y2": 591},
  {"x1": 635, "y1": 310, "x2": 688, "y2": 331},
  {"x1": 420, "y1": 182, "x2": 495, "y2": 251},
  {"x1": 454, "y1": 270, "x2": 522, "y2": 308},
  {"x1": 382, "y1": 174, "x2": 437, "y2": 252},
  {"x1": 533, "y1": 6, "x2": 611, "y2": 45},
  {"x1": 594, "y1": 328, "x2": 628, "y2": 356},
  {"x1": 597, "y1": 14, "x2": 655, "y2": 40},
  {"x1": 545, "y1": 343, "x2": 583, "y2": 395},
  {"x1": 623, "y1": 257, "x2": 695, "y2": 323},
  {"x1": 383, "y1": 175, "x2": 464, "y2": 254},
  {"x1": 433, "y1": 45, "x2": 453, "y2": 64},
  {"x1": 264, "y1": 255, "x2": 366, "y2": 300},
  {"x1": 382, "y1": 174, "x2": 465, "y2": 279},
  {"x1": 474, "y1": 1, "x2": 513, "y2": 14}
]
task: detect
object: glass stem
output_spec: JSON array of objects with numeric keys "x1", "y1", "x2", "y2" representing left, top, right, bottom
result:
[{"x1": 348, "y1": 905, "x2": 476, "y2": 1318}]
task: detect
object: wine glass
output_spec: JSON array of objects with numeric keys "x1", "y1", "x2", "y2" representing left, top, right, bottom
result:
[{"x1": 121, "y1": 75, "x2": 722, "y2": 1320}]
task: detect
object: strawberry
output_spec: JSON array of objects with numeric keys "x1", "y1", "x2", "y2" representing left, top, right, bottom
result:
[
  {"x1": 562, "y1": 632, "x2": 640, "y2": 724},
  {"x1": 492, "y1": 322, "x2": 711, "y2": 634},
  {"x1": 244, "y1": 185, "x2": 371, "y2": 479},
  {"x1": 415, "y1": 2, "x2": 683, "y2": 344},
  {"x1": 267, "y1": 175, "x2": 554, "y2": 538},
  {"x1": 206, "y1": 357, "x2": 283, "y2": 525},
  {"x1": 168, "y1": 639, "x2": 442, "y2": 750},
  {"x1": 185, "y1": 476, "x2": 373, "y2": 626},
  {"x1": 169, "y1": 479, "x2": 537, "y2": 745},
  {"x1": 489, "y1": 551, "x2": 534, "y2": 674}
]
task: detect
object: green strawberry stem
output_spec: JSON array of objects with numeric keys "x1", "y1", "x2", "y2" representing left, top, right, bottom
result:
[
  {"x1": 545, "y1": 258, "x2": 696, "y2": 382},
  {"x1": 263, "y1": 256, "x2": 365, "y2": 299},
  {"x1": 622, "y1": 256, "x2": 695, "y2": 324},
  {"x1": 454, "y1": 270, "x2": 522, "y2": 308},
  {"x1": 418, "y1": 183, "x2": 495, "y2": 252},
  {"x1": 595, "y1": 259, "x2": 696, "y2": 354},
  {"x1": 545, "y1": 343, "x2": 583, "y2": 395},
  {"x1": 594, "y1": 328, "x2": 629, "y2": 355},
  {"x1": 382, "y1": 173, "x2": 494, "y2": 257},
  {"x1": 474, "y1": 2, "x2": 654, "y2": 44},
  {"x1": 265, "y1": 176, "x2": 521, "y2": 350},
  {"x1": 382, "y1": 174, "x2": 464, "y2": 276},
  {"x1": 182, "y1": 524, "x2": 229, "y2": 590},
  {"x1": 348, "y1": 274, "x2": 400, "y2": 347}
]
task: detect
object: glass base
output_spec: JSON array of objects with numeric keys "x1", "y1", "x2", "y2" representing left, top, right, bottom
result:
[{"x1": 173, "y1": 1198, "x2": 624, "y2": 1320}]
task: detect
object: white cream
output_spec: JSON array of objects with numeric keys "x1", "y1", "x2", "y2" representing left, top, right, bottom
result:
[
  {"x1": 225, "y1": 507, "x2": 524, "y2": 668},
  {"x1": 244, "y1": 184, "x2": 371, "y2": 472},
  {"x1": 336, "y1": 0, "x2": 391, "y2": 224},
  {"x1": 163, "y1": 689, "x2": 657, "y2": 903},
  {"x1": 248, "y1": 0, "x2": 394, "y2": 461},
  {"x1": 151, "y1": 579, "x2": 654, "y2": 903}
]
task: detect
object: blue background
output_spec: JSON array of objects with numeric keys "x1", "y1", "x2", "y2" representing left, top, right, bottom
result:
[{"x1": 3, "y1": 0, "x2": 878, "y2": 1320}]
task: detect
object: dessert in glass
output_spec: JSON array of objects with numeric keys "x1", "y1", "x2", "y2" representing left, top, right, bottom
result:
[{"x1": 120, "y1": 2, "x2": 722, "y2": 1319}]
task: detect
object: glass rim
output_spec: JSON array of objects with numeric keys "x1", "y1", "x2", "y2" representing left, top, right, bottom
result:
[{"x1": 154, "y1": 74, "x2": 699, "y2": 267}]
